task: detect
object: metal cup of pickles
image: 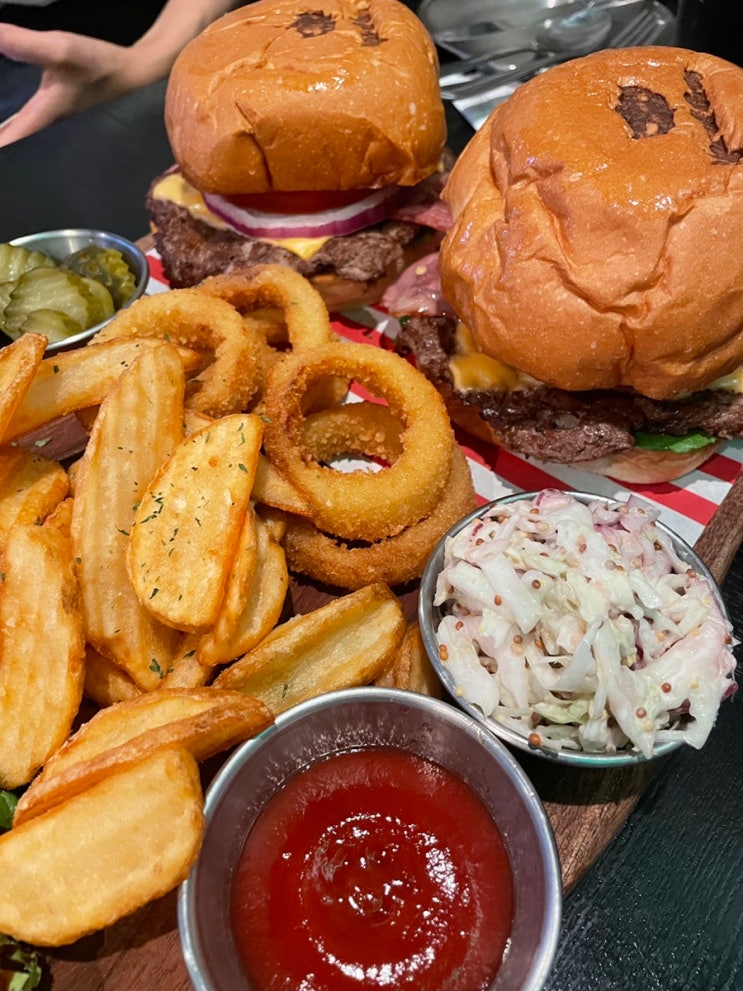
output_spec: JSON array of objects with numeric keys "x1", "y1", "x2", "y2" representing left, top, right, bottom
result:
[{"x1": 1, "y1": 228, "x2": 148, "y2": 353}]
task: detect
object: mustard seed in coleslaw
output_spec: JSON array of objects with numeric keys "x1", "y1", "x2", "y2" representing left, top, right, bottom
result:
[{"x1": 434, "y1": 490, "x2": 738, "y2": 757}]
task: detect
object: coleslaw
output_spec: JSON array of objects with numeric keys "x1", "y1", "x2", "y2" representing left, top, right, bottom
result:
[{"x1": 434, "y1": 490, "x2": 738, "y2": 757}]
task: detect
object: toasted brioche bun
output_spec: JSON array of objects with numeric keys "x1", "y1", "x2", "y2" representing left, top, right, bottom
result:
[
  {"x1": 576, "y1": 442, "x2": 723, "y2": 484},
  {"x1": 440, "y1": 47, "x2": 743, "y2": 402},
  {"x1": 165, "y1": 0, "x2": 445, "y2": 196}
]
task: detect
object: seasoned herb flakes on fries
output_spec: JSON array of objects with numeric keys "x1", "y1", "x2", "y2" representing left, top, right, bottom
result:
[{"x1": 0, "y1": 262, "x2": 473, "y2": 950}]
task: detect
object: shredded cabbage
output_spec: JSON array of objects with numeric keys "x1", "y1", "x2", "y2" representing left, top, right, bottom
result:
[{"x1": 434, "y1": 490, "x2": 738, "y2": 757}]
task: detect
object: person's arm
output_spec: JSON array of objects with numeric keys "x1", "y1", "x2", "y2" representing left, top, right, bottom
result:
[
  {"x1": 0, "y1": 0, "x2": 238, "y2": 148},
  {"x1": 116, "y1": 0, "x2": 242, "y2": 90}
]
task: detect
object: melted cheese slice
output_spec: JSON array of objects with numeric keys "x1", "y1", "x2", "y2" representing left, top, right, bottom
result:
[
  {"x1": 449, "y1": 323, "x2": 529, "y2": 392},
  {"x1": 152, "y1": 174, "x2": 329, "y2": 260},
  {"x1": 262, "y1": 235, "x2": 330, "y2": 260},
  {"x1": 153, "y1": 173, "x2": 230, "y2": 229},
  {"x1": 709, "y1": 367, "x2": 743, "y2": 393}
]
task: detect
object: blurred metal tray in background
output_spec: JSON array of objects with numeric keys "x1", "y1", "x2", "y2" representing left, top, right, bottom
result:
[{"x1": 421, "y1": 0, "x2": 676, "y2": 129}]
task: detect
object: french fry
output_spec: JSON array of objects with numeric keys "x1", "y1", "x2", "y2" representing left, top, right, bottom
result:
[
  {"x1": 14, "y1": 687, "x2": 273, "y2": 824},
  {"x1": 198, "y1": 514, "x2": 289, "y2": 668},
  {"x1": 0, "y1": 333, "x2": 46, "y2": 444},
  {"x1": 161, "y1": 632, "x2": 212, "y2": 689},
  {"x1": 71, "y1": 341, "x2": 185, "y2": 691},
  {"x1": 0, "y1": 500, "x2": 85, "y2": 788},
  {"x1": 128, "y1": 413, "x2": 263, "y2": 631},
  {"x1": 198, "y1": 504, "x2": 259, "y2": 658},
  {"x1": 2, "y1": 336, "x2": 204, "y2": 443},
  {"x1": 0, "y1": 748, "x2": 204, "y2": 946},
  {"x1": 213, "y1": 582, "x2": 406, "y2": 714},
  {"x1": 83, "y1": 646, "x2": 142, "y2": 708},
  {"x1": 0, "y1": 447, "x2": 69, "y2": 546},
  {"x1": 183, "y1": 408, "x2": 214, "y2": 434},
  {"x1": 374, "y1": 621, "x2": 443, "y2": 698},
  {"x1": 253, "y1": 452, "x2": 312, "y2": 516}
]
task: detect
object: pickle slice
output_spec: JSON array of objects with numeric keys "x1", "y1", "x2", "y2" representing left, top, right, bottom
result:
[
  {"x1": 0, "y1": 281, "x2": 15, "y2": 330},
  {"x1": 81, "y1": 276, "x2": 115, "y2": 324},
  {"x1": 2, "y1": 268, "x2": 98, "y2": 339},
  {"x1": 17, "y1": 308, "x2": 84, "y2": 343},
  {"x1": 0, "y1": 243, "x2": 58, "y2": 283},
  {"x1": 64, "y1": 245, "x2": 137, "y2": 308}
]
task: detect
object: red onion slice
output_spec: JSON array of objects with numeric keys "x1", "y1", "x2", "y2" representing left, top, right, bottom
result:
[{"x1": 202, "y1": 186, "x2": 404, "y2": 239}]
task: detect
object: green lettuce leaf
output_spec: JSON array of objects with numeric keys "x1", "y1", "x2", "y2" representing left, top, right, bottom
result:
[
  {"x1": 633, "y1": 430, "x2": 716, "y2": 454},
  {"x1": 0, "y1": 936, "x2": 42, "y2": 990},
  {"x1": 0, "y1": 792, "x2": 16, "y2": 834}
]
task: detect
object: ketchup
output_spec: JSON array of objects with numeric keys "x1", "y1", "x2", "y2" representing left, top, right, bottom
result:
[{"x1": 232, "y1": 747, "x2": 514, "y2": 990}]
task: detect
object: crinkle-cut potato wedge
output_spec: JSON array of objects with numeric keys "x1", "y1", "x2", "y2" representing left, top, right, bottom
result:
[
  {"x1": 0, "y1": 747, "x2": 204, "y2": 946},
  {"x1": 71, "y1": 341, "x2": 185, "y2": 691},
  {"x1": 183, "y1": 408, "x2": 214, "y2": 434},
  {"x1": 14, "y1": 687, "x2": 273, "y2": 824},
  {"x1": 0, "y1": 446, "x2": 69, "y2": 547},
  {"x1": 0, "y1": 332, "x2": 46, "y2": 444},
  {"x1": 83, "y1": 645, "x2": 142, "y2": 708},
  {"x1": 197, "y1": 504, "x2": 259, "y2": 661},
  {"x1": 128, "y1": 413, "x2": 263, "y2": 631},
  {"x1": 2, "y1": 336, "x2": 205, "y2": 444},
  {"x1": 256, "y1": 504, "x2": 289, "y2": 543},
  {"x1": 161, "y1": 632, "x2": 212, "y2": 689},
  {"x1": 253, "y1": 453, "x2": 312, "y2": 517},
  {"x1": 0, "y1": 503, "x2": 85, "y2": 789},
  {"x1": 214, "y1": 582, "x2": 406, "y2": 715},
  {"x1": 374, "y1": 621, "x2": 443, "y2": 698},
  {"x1": 198, "y1": 514, "x2": 289, "y2": 668}
]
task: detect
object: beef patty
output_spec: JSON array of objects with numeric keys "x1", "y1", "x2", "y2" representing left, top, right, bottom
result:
[{"x1": 396, "y1": 315, "x2": 743, "y2": 464}]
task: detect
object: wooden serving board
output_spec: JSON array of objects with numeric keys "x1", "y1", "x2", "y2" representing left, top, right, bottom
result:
[
  {"x1": 38, "y1": 257, "x2": 743, "y2": 986},
  {"x1": 41, "y1": 568, "x2": 653, "y2": 990},
  {"x1": 42, "y1": 489, "x2": 743, "y2": 989}
]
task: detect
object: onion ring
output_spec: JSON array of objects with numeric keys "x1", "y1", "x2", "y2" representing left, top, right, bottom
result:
[
  {"x1": 194, "y1": 265, "x2": 333, "y2": 350},
  {"x1": 282, "y1": 444, "x2": 476, "y2": 590},
  {"x1": 262, "y1": 342, "x2": 456, "y2": 542},
  {"x1": 195, "y1": 265, "x2": 345, "y2": 410},
  {"x1": 94, "y1": 289, "x2": 263, "y2": 417}
]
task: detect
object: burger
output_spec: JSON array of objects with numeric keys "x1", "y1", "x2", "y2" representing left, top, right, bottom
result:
[
  {"x1": 146, "y1": 0, "x2": 452, "y2": 311},
  {"x1": 392, "y1": 46, "x2": 743, "y2": 483}
]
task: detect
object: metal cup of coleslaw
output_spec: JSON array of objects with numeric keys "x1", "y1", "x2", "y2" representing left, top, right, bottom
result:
[{"x1": 419, "y1": 490, "x2": 737, "y2": 768}]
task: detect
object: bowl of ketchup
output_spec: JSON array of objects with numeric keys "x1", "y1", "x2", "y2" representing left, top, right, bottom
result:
[{"x1": 178, "y1": 687, "x2": 562, "y2": 991}]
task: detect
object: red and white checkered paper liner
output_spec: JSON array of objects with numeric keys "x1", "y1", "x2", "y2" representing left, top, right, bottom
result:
[{"x1": 146, "y1": 251, "x2": 743, "y2": 548}]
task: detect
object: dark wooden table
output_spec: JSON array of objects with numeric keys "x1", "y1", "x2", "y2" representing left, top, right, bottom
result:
[{"x1": 1, "y1": 5, "x2": 741, "y2": 988}]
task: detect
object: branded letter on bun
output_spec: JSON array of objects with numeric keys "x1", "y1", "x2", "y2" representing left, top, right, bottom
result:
[
  {"x1": 395, "y1": 47, "x2": 743, "y2": 483},
  {"x1": 146, "y1": 0, "x2": 452, "y2": 311}
]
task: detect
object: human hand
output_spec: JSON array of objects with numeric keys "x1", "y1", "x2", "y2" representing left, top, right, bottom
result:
[{"x1": 0, "y1": 24, "x2": 140, "y2": 147}]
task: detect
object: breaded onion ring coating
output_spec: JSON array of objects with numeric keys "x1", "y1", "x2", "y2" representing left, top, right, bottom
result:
[
  {"x1": 195, "y1": 265, "x2": 344, "y2": 410},
  {"x1": 301, "y1": 401, "x2": 405, "y2": 464},
  {"x1": 93, "y1": 289, "x2": 263, "y2": 417},
  {"x1": 262, "y1": 342, "x2": 456, "y2": 542},
  {"x1": 282, "y1": 444, "x2": 476, "y2": 590},
  {"x1": 194, "y1": 264, "x2": 333, "y2": 350}
]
